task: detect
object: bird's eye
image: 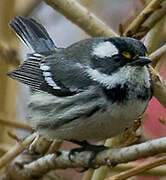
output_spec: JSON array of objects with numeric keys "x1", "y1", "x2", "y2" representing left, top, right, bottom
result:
[
  {"x1": 122, "y1": 51, "x2": 131, "y2": 59},
  {"x1": 111, "y1": 54, "x2": 121, "y2": 62}
]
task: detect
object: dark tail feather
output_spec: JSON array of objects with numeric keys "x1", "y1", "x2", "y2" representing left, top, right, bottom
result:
[
  {"x1": 7, "y1": 53, "x2": 74, "y2": 97},
  {"x1": 10, "y1": 16, "x2": 56, "y2": 53},
  {"x1": 7, "y1": 55, "x2": 43, "y2": 90}
]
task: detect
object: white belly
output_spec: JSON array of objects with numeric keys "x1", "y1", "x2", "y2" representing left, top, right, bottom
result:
[{"x1": 39, "y1": 99, "x2": 148, "y2": 142}]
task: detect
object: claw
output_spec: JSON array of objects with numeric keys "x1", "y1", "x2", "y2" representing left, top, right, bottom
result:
[{"x1": 68, "y1": 140, "x2": 108, "y2": 167}]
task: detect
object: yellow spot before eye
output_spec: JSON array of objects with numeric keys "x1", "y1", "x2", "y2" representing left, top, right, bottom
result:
[{"x1": 122, "y1": 51, "x2": 131, "y2": 59}]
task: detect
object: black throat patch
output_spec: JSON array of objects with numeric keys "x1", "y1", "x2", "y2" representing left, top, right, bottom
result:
[
  {"x1": 102, "y1": 82, "x2": 153, "y2": 104},
  {"x1": 102, "y1": 84, "x2": 128, "y2": 103}
]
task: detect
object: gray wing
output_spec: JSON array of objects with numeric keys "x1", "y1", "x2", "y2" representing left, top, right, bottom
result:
[
  {"x1": 8, "y1": 50, "x2": 96, "y2": 96},
  {"x1": 8, "y1": 16, "x2": 106, "y2": 96},
  {"x1": 39, "y1": 37, "x2": 111, "y2": 93},
  {"x1": 9, "y1": 16, "x2": 76, "y2": 96},
  {"x1": 40, "y1": 51, "x2": 95, "y2": 93},
  {"x1": 8, "y1": 52, "x2": 76, "y2": 96}
]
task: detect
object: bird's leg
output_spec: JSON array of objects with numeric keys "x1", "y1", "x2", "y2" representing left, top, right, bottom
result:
[{"x1": 69, "y1": 140, "x2": 108, "y2": 167}]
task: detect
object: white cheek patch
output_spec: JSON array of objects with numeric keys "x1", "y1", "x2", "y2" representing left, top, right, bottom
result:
[
  {"x1": 85, "y1": 67, "x2": 113, "y2": 88},
  {"x1": 93, "y1": 41, "x2": 119, "y2": 58},
  {"x1": 85, "y1": 66, "x2": 151, "y2": 90}
]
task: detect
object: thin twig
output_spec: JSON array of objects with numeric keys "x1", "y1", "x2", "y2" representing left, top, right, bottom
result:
[
  {"x1": 141, "y1": 0, "x2": 151, "y2": 6},
  {"x1": 43, "y1": 0, "x2": 118, "y2": 37},
  {"x1": 149, "y1": 65, "x2": 166, "y2": 107},
  {"x1": 0, "y1": 133, "x2": 36, "y2": 169},
  {"x1": 110, "y1": 163, "x2": 166, "y2": 177},
  {"x1": 29, "y1": 135, "x2": 52, "y2": 154},
  {"x1": 108, "y1": 156, "x2": 166, "y2": 180},
  {"x1": 91, "y1": 166, "x2": 109, "y2": 180},
  {"x1": 42, "y1": 170, "x2": 66, "y2": 180},
  {"x1": 7, "y1": 131, "x2": 22, "y2": 142},
  {"x1": 15, "y1": 137, "x2": 166, "y2": 177},
  {"x1": 82, "y1": 169, "x2": 94, "y2": 180},
  {"x1": 150, "y1": 43, "x2": 166, "y2": 67},
  {"x1": 124, "y1": 0, "x2": 165, "y2": 38},
  {"x1": 46, "y1": 140, "x2": 62, "y2": 154},
  {"x1": 0, "y1": 43, "x2": 20, "y2": 66},
  {"x1": 0, "y1": 118, "x2": 33, "y2": 131},
  {"x1": 155, "y1": 55, "x2": 166, "y2": 72},
  {"x1": 144, "y1": 17, "x2": 164, "y2": 54},
  {"x1": 15, "y1": 0, "x2": 42, "y2": 17},
  {"x1": 159, "y1": 116, "x2": 166, "y2": 126},
  {"x1": 0, "y1": 144, "x2": 12, "y2": 153}
]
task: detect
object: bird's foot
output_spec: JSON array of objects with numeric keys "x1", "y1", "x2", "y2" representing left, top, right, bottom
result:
[{"x1": 69, "y1": 140, "x2": 108, "y2": 168}]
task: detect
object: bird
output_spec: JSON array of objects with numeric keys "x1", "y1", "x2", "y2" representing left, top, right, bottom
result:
[{"x1": 8, "y1": 16, "x2": 153, "y2": 152}]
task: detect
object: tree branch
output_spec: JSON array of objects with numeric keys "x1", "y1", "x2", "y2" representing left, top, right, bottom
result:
[
  {"x1": 0, "y1": 43, "x2": 19, "y2": 67},
  {"x1": 43, "y1": 0, "x2": 118, "y2": 37},
  {"x1": 109, "y1": 155, "x2": 166, "y2": 180},
  {"x1": 9, "y1": 137, "x2": 166, "y2": 178},
  {"x1": 149, "y1": 66, "x2": 166, "y2": 107},
  {"x1": 124, "y1": 0, "x2": 166, "y2": 39},
  {"x1": 0, "y1": 133, "x2": 36, "y2": 169},
  {"x1": 0, "y1": 117, "x2": 33, "y2": 131},
  {"x1": 150, "y1": 43, "x2": 166, "y2": 67},
  {"x1": 109, "y1": 163, "x2": 166, "y2": 177},
  {"x1": 15, "y1": 0, "x2": 42, "y2": 17},
  {"x1": 144, "y1": 18, "x2": 164, "y2": 54}
]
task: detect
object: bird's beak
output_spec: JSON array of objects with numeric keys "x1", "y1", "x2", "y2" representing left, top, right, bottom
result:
[{"x1": 129, "y1": 56, "x2": 152, "y2": 66}]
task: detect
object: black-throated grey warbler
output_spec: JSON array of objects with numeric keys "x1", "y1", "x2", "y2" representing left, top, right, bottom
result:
[{"x1": 8, "y1": 17, "x2": 153, "y2": 147}]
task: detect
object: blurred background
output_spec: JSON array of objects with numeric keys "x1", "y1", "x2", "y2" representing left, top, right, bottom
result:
[{"x1": 0, "y1": 0, "x2": 166, "y2": 179}]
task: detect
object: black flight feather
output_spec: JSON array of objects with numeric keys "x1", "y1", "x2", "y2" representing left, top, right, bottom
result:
[
  {"x1": 10, "y1": 16, "x2": 56, "y2": 52},
  {"x1": 7, "y1": 54, "x2": 75, "y2": 97}
]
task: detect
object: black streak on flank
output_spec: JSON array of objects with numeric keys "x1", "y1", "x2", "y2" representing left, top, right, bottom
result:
[
  {"x1": 137, "y1": 84, "x2": 153, "y2": 101},
  {"x1": 86, "y1": 106, "x2": 101, "y2": 117},
  {"x1": 102, "y1": 84, "x2": 128, "y2": 103},
  {"x1": 37, "y1": 116, "x2": 80, "y2": 130},
  {"x1": 37, "y1": 106, "x2": 102, "y2": 131}
]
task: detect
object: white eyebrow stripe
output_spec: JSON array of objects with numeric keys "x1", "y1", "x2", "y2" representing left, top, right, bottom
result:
[{"x1": 92, "y1": 41, "x2": 119, "y2": 58}]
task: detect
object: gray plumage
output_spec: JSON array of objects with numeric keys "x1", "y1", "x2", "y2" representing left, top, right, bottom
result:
[
  {"x1": 8, "y1": 16, "x2": 153, "y2": 143},
  {"x1": 28, "y1": 66, "x2": 152, "y2": 142}
]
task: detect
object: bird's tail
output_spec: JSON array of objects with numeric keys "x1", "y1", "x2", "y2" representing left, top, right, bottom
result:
[{"x1": 10, "y1": 16, "x2": 56, "y2": 53}]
